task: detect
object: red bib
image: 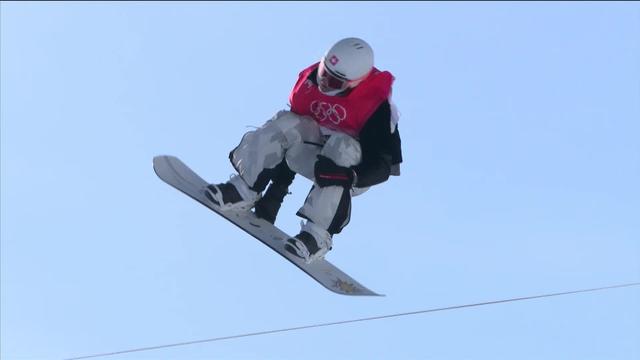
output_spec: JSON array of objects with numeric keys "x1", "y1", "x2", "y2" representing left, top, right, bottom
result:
[{"x1": 289, "y1": 62, "x2": 394, "y2": 137}]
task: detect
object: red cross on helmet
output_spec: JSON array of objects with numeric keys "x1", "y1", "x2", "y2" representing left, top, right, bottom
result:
[{"x1": 317, "y1": 37, "x2": 374, "y2": 94}]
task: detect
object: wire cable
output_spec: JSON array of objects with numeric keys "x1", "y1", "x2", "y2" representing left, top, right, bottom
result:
[{"x1": 64, "y1": 282, "x2": 639, "y2": 360}]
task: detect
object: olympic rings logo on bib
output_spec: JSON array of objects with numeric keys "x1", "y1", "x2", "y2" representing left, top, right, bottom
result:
[{"x1": 310, "y1": 100, "x2": 347, "y2": 125}]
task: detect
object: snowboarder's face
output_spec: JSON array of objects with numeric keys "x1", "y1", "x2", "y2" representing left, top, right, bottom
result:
[{"x1": 318, "y1": 60, "x2": 350, "y2": 93}]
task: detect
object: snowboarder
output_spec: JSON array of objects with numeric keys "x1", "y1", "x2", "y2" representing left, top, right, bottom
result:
[{"x1": 205, "y1": 37, "x2": 403, "y2": 264}]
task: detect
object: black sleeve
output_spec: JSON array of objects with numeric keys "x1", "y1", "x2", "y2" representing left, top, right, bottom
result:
[{"x1": 352, "y1": 101, "x2": 403, "y2": 188}]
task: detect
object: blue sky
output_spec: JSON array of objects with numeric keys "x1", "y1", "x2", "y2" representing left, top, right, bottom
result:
[{"x1": 2, "y1": 2, "x2": 639, "y2": 359}]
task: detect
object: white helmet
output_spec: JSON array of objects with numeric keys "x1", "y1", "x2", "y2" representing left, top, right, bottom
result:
[{"x1": 317, "y1": 37, "x2": 374, "y2": 94}]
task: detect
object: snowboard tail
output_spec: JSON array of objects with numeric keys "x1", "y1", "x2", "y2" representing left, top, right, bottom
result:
[{"x1": 153, "y1": 155, "x2": 382, "y2": 296}]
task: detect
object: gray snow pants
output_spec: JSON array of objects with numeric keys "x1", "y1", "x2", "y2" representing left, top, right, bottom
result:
[{"x1": 229, "y1": 110, "x2": 368, "y2": 234}]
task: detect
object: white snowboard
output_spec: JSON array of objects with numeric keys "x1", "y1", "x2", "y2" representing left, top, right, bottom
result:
[{"x1": 153, "y1": 155, "x2": 382, "y2": 296}]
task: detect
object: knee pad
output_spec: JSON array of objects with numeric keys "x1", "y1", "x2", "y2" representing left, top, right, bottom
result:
[{"x1": 320, "y1": 133, "x2": 362, "y2": 168}]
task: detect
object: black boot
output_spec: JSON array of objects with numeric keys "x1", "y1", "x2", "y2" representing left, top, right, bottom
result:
[
  {"x1": 285, "y1": 231, "x2": 320, "y2": 258},
  {"x1": 204, "y1": 175, "x2": 259, "y2": 211},
  {"x1": 253, "y1": 161, "x2": 295, "y2": 223},
  {"x1": 205, "y1": 182, "x2": 242, "y2": 206},
  {"x1": 254, "y1": 182, "x2": 289, "y2": 224},
  {"x1": 284, "y1": 226, "x2": 333, "y2": 264}
]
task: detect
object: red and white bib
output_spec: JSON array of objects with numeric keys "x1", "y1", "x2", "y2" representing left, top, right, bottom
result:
[{"x1": 289, "y1": 62, "x2": 394, "y2": 137}]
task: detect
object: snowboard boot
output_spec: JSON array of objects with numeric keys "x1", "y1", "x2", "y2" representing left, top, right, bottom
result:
[
  {"x1": 254, "y1": 182, "x2": 289, "y2": 224},
  {"x1": 285, "y1": 221, "x2": 333, "y2": 264},
  {"x1": 205, "y1": 174, "x2": 260, "y2": 211},
  {"x1": 253, "y1": 160, "x2": 295, "y2": 224}
]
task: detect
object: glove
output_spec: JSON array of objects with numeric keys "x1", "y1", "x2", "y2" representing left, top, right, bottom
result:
[{"x1": 314, "y1": 155, "x2": 356, "y2": 188}]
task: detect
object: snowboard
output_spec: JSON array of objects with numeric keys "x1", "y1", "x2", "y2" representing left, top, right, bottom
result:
[{"x1": 153, "y1": 155, "x2": 382, "y2": 296}]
